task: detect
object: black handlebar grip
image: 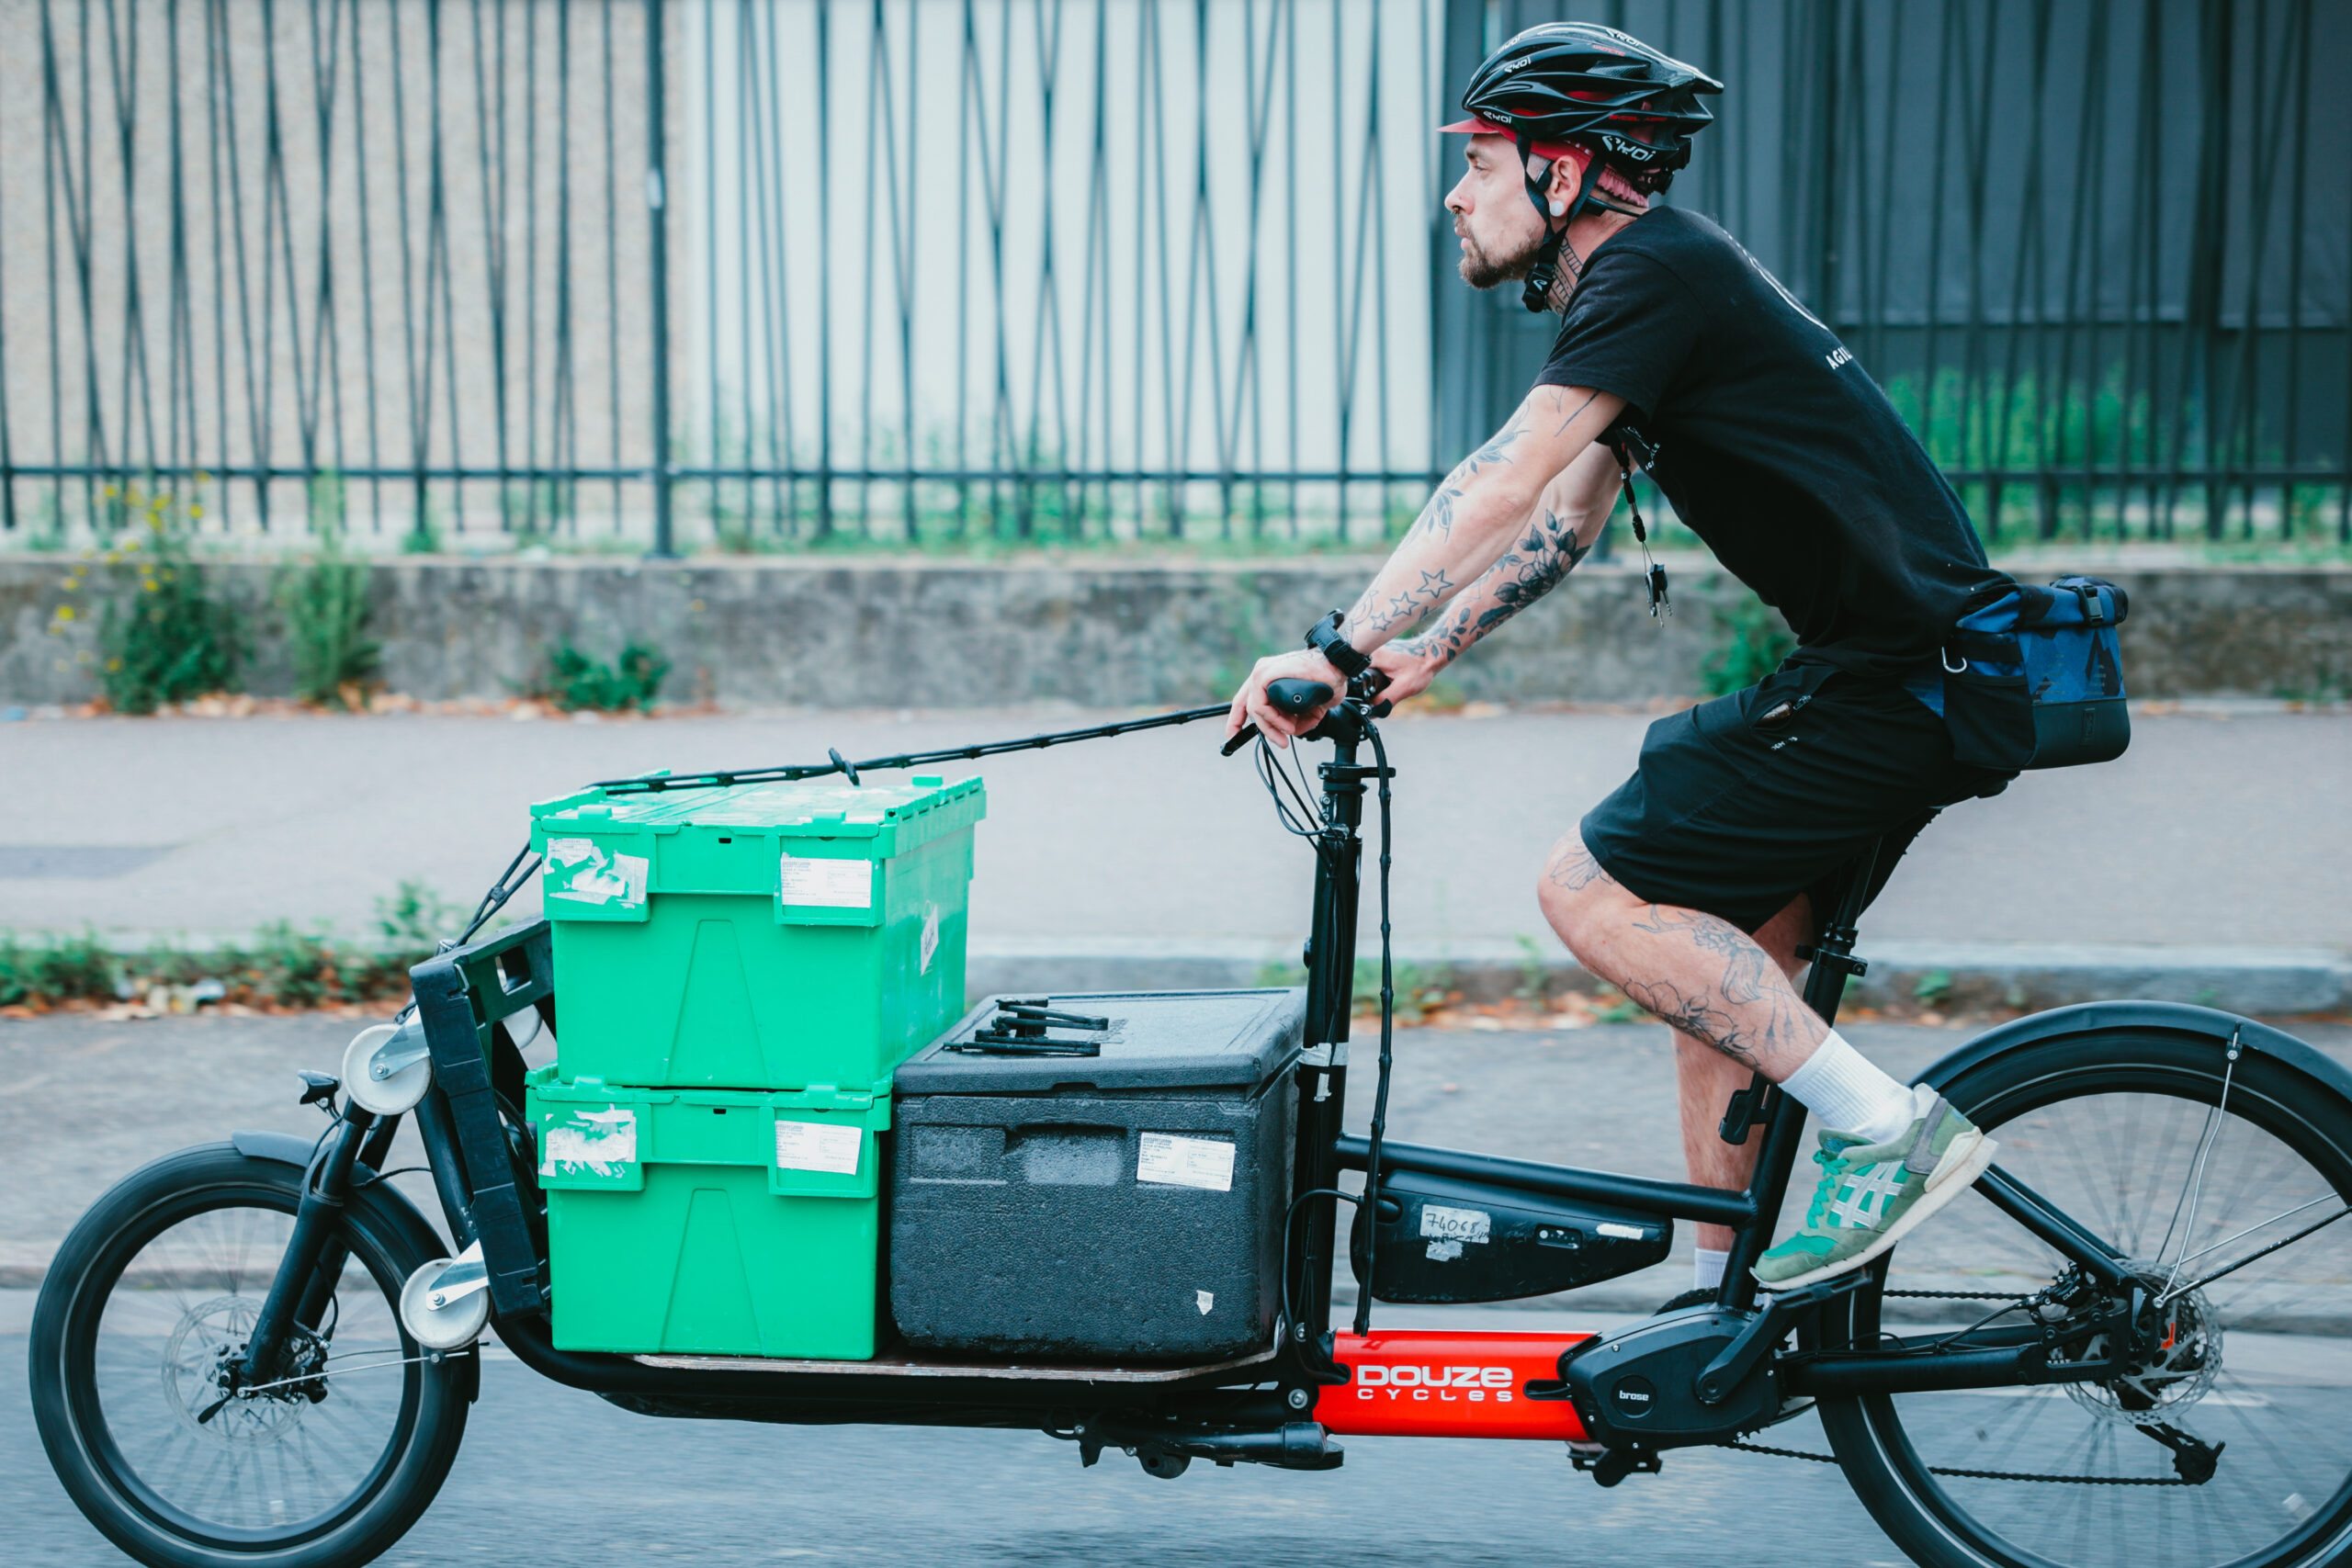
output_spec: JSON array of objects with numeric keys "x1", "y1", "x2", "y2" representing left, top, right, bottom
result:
[
  {"x1": 1267, "y1": 678, "x2": 1334, "y2": 716},
  {"x1": 1218, "y1": 677, "x2": 1340, "y2": 757}
]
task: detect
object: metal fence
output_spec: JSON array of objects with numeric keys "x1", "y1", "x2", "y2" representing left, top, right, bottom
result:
[{"x1": 1, "y1": 0, "x2": 2346, "y2": 551}]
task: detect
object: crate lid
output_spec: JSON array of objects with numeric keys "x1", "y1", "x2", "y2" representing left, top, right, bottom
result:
[
  {"x1": 893, "y1": 989, "x2": 1306, "y2": 1096},
  {"x1": 530, "y1": 773, "x2": 984, "y2": 851}
]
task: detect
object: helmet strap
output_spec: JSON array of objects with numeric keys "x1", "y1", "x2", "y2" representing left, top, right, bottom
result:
[{"x1": 1520, "y1": 141, "x2": 1608, "y2": 314}]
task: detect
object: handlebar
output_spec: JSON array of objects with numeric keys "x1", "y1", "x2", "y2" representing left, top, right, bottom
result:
[{"x1": 1220, "y1": 671, "x2": 1392, "y2": 757}]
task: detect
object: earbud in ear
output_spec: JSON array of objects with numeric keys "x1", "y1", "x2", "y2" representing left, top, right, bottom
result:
[{"x1": 1549, "y1": 198, "x2": 1566, "y2": 216}]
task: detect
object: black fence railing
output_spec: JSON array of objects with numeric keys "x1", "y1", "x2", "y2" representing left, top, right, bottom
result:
[
  {"x1": 2, "y1": 0, "x2": 2345, "y2": 551},
  {"x1": 1447, "y1": 0, "x2": 2352, "y2": 546}
]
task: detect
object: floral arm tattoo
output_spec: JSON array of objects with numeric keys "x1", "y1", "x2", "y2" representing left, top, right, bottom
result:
[{"x1": 1390, "y1": 504, "x2": 1594, "y2": 670}]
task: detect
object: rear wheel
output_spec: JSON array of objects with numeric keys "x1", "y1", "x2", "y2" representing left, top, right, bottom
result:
[
  {"x1": 29, "y1": 1143, "x2": 470, "y2": 1568},
  {"x1": 1819, "y1": 1028, "x2": 2352, "y2": 1568}
]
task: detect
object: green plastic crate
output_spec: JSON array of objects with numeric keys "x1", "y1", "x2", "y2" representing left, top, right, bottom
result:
[
  {"x1": 529, "y1": 1067, "x2": 891, "y2": 1359},
  {"x1": 529, "y1": 773, "x2": 984, "y2": 1090}
]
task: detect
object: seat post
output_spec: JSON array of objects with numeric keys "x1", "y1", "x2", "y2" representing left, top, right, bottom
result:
[{"x1": 1798, "y1": 835, "x2": 1881, "y2": 1026}]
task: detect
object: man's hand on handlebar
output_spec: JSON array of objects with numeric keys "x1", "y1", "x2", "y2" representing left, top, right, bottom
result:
[{"x1": 1225, "y1": 649, "x2": 1346, "y2": 750}]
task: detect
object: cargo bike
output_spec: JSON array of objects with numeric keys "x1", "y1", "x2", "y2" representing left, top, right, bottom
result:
[{"x1": 29, "y1": 670, "x2": 2352, "y2": 1568}]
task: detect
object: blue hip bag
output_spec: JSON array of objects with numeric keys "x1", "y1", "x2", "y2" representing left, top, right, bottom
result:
[{"x1": 1941, "y1": 574, "x2": 2132, "y2": 771}]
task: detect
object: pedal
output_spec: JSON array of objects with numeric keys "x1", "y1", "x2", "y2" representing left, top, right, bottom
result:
[{"x1": 1568, "y1": 1441, "x2": 1662, "y2": 1487}]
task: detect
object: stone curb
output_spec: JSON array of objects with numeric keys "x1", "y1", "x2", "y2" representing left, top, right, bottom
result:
[{"x1": 968, "y1": 938, "x2": 2352, "y2": 1017}]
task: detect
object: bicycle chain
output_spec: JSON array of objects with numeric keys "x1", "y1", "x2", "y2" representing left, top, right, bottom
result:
[
  {"x1": 1728, "y1": 1284, "x2": 2209, "y2": 1485},
  {"x1": 1726, "y1": 1440, "x2": 2201, "y2": 1486}
]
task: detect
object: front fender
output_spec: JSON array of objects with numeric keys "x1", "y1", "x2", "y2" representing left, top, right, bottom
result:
[
  {"x1": 1913, "y1": 1001, "x2": 2352, "y2": 1105},
  {"x1": 230, "y1": 1129, "x2": 328, "y2": 1170}
]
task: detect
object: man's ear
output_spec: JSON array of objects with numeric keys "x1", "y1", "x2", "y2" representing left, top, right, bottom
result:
[{"x1": 1544, "y1": 146, "x2": 1589, "y2": 220}]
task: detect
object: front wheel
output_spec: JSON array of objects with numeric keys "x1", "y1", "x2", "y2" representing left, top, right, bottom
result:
[
  {"x1": 1819, "y1": 1027, "x2": 2352, "y2": 1568},
  {"x1": 29, "y1": 1142, "x2": 471, "y2": 1568}
]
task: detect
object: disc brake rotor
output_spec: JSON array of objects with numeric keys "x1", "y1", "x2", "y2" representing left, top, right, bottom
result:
[
  {"x1": 2065, "y1": 1269, "x2": 2222, "y2": 1427},
  {"x1": 159, "y1": 1295, "x2": 324, "y2": 1444}
]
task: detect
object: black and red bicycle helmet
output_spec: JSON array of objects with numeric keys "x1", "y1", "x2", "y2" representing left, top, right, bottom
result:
[{"x1": 1442, "y1": 23, "x2": 1722, "y2": 310}]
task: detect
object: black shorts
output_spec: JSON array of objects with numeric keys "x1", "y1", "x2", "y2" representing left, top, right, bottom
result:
[{"x1": 1579, "y1": 663, "x2": 2009, "y2": 933}]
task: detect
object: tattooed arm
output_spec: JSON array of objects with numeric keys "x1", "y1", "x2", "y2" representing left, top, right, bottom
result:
[
  {"x1": 1225, "y1": 383, "x2": 1624, "y2": 746},
  {"x1": 1372, "y1": 441, "x2": 1620, "y2": 705}
]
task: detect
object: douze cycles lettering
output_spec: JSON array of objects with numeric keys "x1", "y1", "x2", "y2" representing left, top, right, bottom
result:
[{"x1": 1351, "y1": 1364, "x2": 1518, "y2": 1402}]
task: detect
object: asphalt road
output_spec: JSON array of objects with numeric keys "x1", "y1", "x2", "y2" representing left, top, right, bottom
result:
[{"x1": 2, "y1": 1306, "x2": 1908, "y2": 1568}]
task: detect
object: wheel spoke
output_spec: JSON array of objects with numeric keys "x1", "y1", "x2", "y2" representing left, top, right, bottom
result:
[
  {"x1": 1848, "y1": 1066, "x2": 2352, "y2": 1568},
  {"x1": 79, "y1": 1193, "x2": 420, "y2": 1535}
]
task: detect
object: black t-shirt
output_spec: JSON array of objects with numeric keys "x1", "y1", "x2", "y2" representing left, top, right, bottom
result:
[{"x1": 1534, "y1": 207, "x2": 2000, "y2": 675}]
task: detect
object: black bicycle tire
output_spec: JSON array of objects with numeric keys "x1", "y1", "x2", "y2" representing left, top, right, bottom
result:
[
  {"x1": 1815, "y1": 1028, "x2": 2352, "y2": 1568},
  {"x1": 28, "y1": 1142, "x2": 472, "y2": 1568}
]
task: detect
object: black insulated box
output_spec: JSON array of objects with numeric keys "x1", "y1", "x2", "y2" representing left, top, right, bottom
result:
[{"x1": 888, "y1": 989, "x2": 1304, "y2": 1361}]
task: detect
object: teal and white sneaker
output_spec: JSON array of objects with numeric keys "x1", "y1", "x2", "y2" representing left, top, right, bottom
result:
[{"x1": 1753, "y1": 1085, "x2": 1998, "y2": 1292}]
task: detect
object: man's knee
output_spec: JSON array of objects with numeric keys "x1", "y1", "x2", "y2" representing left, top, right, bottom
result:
[{"x1": 1537, "y1": 832, "x2": 1627, "y2": 955}]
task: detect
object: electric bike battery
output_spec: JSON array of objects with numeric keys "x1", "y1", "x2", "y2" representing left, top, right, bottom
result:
[{"x1": 888, "y1": 989, "x2": 1303, "y2": 1360}]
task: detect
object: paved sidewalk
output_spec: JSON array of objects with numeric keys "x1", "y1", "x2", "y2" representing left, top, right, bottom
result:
[{"x1": 2, "y1": 705, "x2": 2346, "y2": 969}]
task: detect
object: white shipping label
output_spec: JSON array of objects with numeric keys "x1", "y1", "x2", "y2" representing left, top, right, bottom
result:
[
  {"x1": 778, "y1": 852, "x2": 873, "y2": 908},
  {"x1": 544, "y1": 837, "x2": 598, "y2": 868},
  {"x1": 542, "y1": 1108, "x2": 637, "y2": 1176},
  {"x1": 1136, "y1": 1133, "x2": 1236, "y2": 1192},
  {"x1": 548, "y1": 841, "x2": 649, "y2": 908},
  {"x1": 775, "y1": 1119, "x2": 864, "y2": 1176},
  {"x1": 919, "y1": 902, "x2": 942, "y2": 976},
  {"x1": 1419, "y1": 1204, "x2": 1492, "y2": 1245}
]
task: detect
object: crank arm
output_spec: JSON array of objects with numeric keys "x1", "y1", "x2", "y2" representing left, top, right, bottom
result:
[{"x1": 1696, "y1": 1270, "x2": 1871, "y2": 1403}]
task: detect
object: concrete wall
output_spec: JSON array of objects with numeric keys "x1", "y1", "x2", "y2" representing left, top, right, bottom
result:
[{"x1": 2, "y1": 554, "x2": 2346, "y2": 708}]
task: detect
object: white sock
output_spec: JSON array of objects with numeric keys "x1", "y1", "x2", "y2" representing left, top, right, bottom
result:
[
  {"x1": 1692, "y1": 1247, "x2": 1728, "y2": 1292},
  {"x1": 1780, "y1": 1031, "x2": 1918, "y2": 1145}
]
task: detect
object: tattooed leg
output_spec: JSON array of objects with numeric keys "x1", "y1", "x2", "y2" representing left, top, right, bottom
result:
[
  {"x1": 1540, "y1": 834, "x2": 1829, "y2": 1244},
  {"x1": 1536, "y1": 832, "x2": 1829, "y2": 1080},
  {"x1": 1672, "y1": 899, "x2": 1812, "y2": 1249}
]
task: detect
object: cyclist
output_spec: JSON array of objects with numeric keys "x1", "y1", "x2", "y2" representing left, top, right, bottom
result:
[{"x1": 1225, "y1": 22, "x2": 2006, "y2": 1296}]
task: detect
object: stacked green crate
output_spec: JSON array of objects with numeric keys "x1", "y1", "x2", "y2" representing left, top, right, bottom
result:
[{"x1": 526, "y1": 773, "x2": 985, "y2": 1359}]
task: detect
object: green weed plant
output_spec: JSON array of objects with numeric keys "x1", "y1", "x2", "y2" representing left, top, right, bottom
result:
[
  {"x1": 276, "y1": 474, "x2": 381, "y2": 707},
  {"x1": 58, "y1": 484, "x2": 243, "y2": 714},
  {"x1": 1701, "y1": 590, "x2": 1796, "y2": 697},
  {"x1": 534, "y1": 641, "x2": 671, "y2": 713}
]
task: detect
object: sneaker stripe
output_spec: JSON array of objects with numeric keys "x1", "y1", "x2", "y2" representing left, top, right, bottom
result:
[
  {"x1": 1758, "y1": 1134, "x2": 2000, "y2": 1293},
  {"x1": 1901, "y1": 1096, "x2": 1951, "y2": 1176}
]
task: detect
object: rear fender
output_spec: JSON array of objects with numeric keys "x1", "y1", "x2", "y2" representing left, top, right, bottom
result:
[{"x1": 1911, "y1": 1001, "x2": 2352, "y2": 1106}]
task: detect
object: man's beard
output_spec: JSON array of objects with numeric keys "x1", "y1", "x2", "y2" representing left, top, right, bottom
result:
[{"x1": 1455, "y1": 221, "x2": 1548, "y2": 290}]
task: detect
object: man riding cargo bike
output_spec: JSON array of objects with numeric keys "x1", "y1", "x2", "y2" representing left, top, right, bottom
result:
[
  {"x1": 1229, "y1": 19, "x2": 2015, "y2": 1306},
  {"x1": 30, "y1": 24, "x2": 2352, "y2": 1568}
]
